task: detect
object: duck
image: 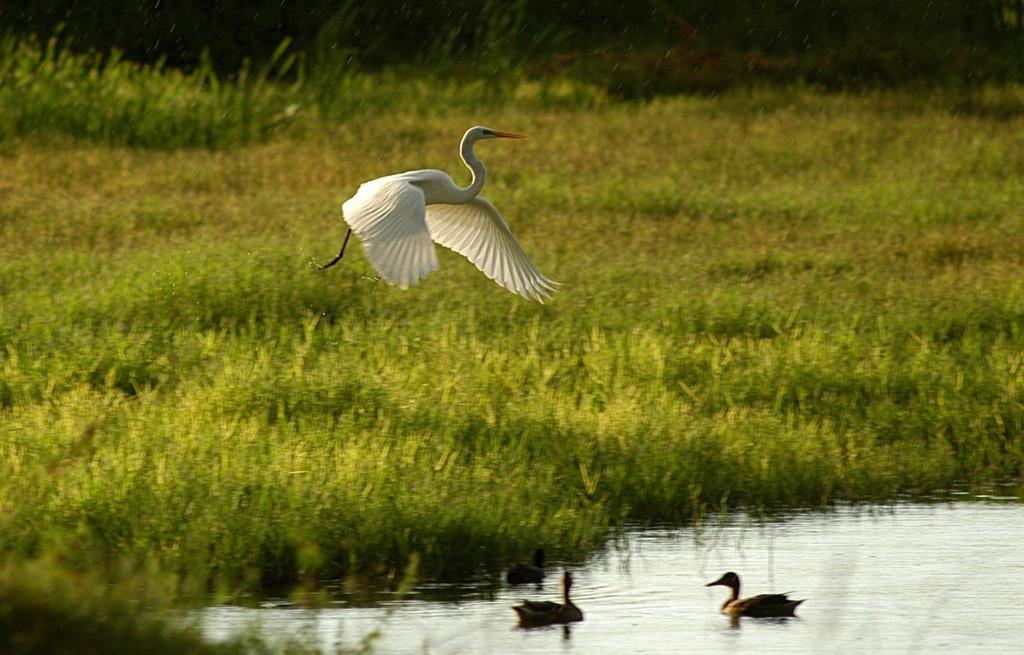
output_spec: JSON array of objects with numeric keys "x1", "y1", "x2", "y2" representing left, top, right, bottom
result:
[
  {"x1": 506, "y1": 548, "x2": 546, "y2": 584},
  {"x1": 512, "y1": 571, "x2": 583, "y2": 626},
  {"x1": 706, "y1": 571, "x2": 804, "y2": 618}
]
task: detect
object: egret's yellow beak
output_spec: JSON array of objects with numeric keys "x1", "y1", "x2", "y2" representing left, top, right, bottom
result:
[{"x1": 492, "y1": 130, "x2": 527, "y2": 139}]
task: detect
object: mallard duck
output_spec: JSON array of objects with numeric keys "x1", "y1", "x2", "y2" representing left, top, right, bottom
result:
[
  {"x1": 512, "y1": 571, "x2": 583, "y2": 626},
  {"x1": 506, "y1": 548, "x2": 546, "y2": 584},
  {"x1": 706, "y1": 571, "x2": 804, "y2": 618}
]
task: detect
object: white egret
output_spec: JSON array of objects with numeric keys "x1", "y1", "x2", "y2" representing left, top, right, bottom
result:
[{"x1": 320, "y1": 126, "x2": 558, "y2": 302}]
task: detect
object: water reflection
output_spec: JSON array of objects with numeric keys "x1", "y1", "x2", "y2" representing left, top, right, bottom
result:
[
  {"x1": 196, "y1": 492, "x2": 1023, "y2": 654},
  {"x1": 727, "y1": 615, "x2": 796, "y2": 630}
]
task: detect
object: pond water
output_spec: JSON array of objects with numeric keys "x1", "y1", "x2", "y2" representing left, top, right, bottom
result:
[{"x1": 197, "y1": 492, "x2": 1024, "y2": 654}]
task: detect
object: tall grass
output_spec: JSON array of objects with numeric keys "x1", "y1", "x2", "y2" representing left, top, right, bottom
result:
[
  {"x1": 0, "y1": 33, "x2": 605, "y2": 149},
  {"x1": 8, "y1": 31, "x2": 1024, "y2": 151},
  {"x1": 0, "y1": 34, "x2": 304, "y2": 148},
  {"x1": 2, "y1": 86, "x2": 1024, "y2": 605},
  {"x1": 0, "y1": 560, "x2": 244, "y2": 655}
]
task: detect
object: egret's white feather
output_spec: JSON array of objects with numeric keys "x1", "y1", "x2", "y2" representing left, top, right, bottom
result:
[
  {"x1": 341, "y1": 175, "x2": 438, "y2": 289},
  {"x1": 426, "y1": 198, "x2": 557, "y2": 302}
]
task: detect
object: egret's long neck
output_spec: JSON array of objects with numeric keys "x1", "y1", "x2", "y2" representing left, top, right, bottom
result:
[{"x1": 452, "y1": 133, "x2": 485, "y2": 204}]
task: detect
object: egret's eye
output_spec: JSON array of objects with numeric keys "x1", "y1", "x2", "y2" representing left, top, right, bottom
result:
[{"x1": 482, "y1": 129, "x2": 493, "y2": 136}]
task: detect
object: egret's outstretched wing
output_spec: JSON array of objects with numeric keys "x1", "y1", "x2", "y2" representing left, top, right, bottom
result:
[
  {"x1": 425, "y1": 197, "x2": 558, "y2": 302},
  {"x1": 341, "y1": 177, "x2": 438, "y2": 289}
]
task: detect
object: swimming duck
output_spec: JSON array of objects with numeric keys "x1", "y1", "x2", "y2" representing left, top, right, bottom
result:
[
  {"x1": 506, "y1": 548, "x2": 546, "y2": 584},
  {"x1": 512, "y1": 571, "x2": 583, "y2": 626},
  {"x1": 706, "y1": 572, "x2": 804, "y2": 618}
]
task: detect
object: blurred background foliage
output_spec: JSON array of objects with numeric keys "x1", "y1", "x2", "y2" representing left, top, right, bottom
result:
[{"x1": 3, "y1": 0, "x2": 1024, "y2": 94}]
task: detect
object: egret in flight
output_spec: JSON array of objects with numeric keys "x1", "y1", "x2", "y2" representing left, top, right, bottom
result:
[{"x1": 320, "y1": 126, "x2": 558, "y2": 302}]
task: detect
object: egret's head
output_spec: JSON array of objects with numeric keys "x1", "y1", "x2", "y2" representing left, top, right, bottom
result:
[{"x1": 469, "y1": 125, "x2": 527, "y2": 141}]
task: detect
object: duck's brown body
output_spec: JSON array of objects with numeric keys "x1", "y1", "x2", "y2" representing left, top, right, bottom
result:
[
  {"x1": 707, "y1": 572, "x2": 804, "y2": 618},
  {"x1": 512, "y1": 571, "x2": 583, "y2": 626}
]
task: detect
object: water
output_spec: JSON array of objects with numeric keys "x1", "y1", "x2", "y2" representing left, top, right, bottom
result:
[{"x1": 197, "y1": 497, "x2": 1024, "y2": 653}]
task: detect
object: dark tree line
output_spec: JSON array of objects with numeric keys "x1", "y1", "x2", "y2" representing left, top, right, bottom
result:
[{"x1": 3, "y1": 1, "x2": 1024, "y2": 84}]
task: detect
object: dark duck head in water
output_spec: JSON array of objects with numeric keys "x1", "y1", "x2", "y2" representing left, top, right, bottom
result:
[{"x1": 506, "y1": 548, "x2": 545, "y2": 584}]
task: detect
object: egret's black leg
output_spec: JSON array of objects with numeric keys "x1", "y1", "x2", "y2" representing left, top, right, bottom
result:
[{"x1": 319, "y1": 228, "x2": 352, "y2": 270}]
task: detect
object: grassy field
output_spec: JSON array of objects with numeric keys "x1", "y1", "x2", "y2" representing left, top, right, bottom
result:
[{"x1": 3, "y1": 66, "x2": 1024, "y2": 628}]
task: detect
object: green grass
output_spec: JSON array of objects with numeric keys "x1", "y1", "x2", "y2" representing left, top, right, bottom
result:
[
  {"x1": 3, "y1": 82, "x2": 1024, "y2": 617},
  {"x1": 0, "y1": 33, "x2": 605, "y2": 149},
  {"x1": 0, "y1": 557, "x2": 328, "y2": 655}
]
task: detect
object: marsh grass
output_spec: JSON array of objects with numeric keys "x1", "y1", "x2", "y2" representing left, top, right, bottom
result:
[
  {"x1": 0, "y1": 557, "x2": 333, "y2": 655},
  {"x1": 0, "y1": 33, "x2": 606, "y2": 150},
  {"x1": 0, "y1": 34, "x2": 303, "y2": 148},
  {"x1": 2, "y1": 85, "x2": 1024, "y2": 613},
  {"x1": 8, "y1": 30, "x2": 1024, "y2": 151}
]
